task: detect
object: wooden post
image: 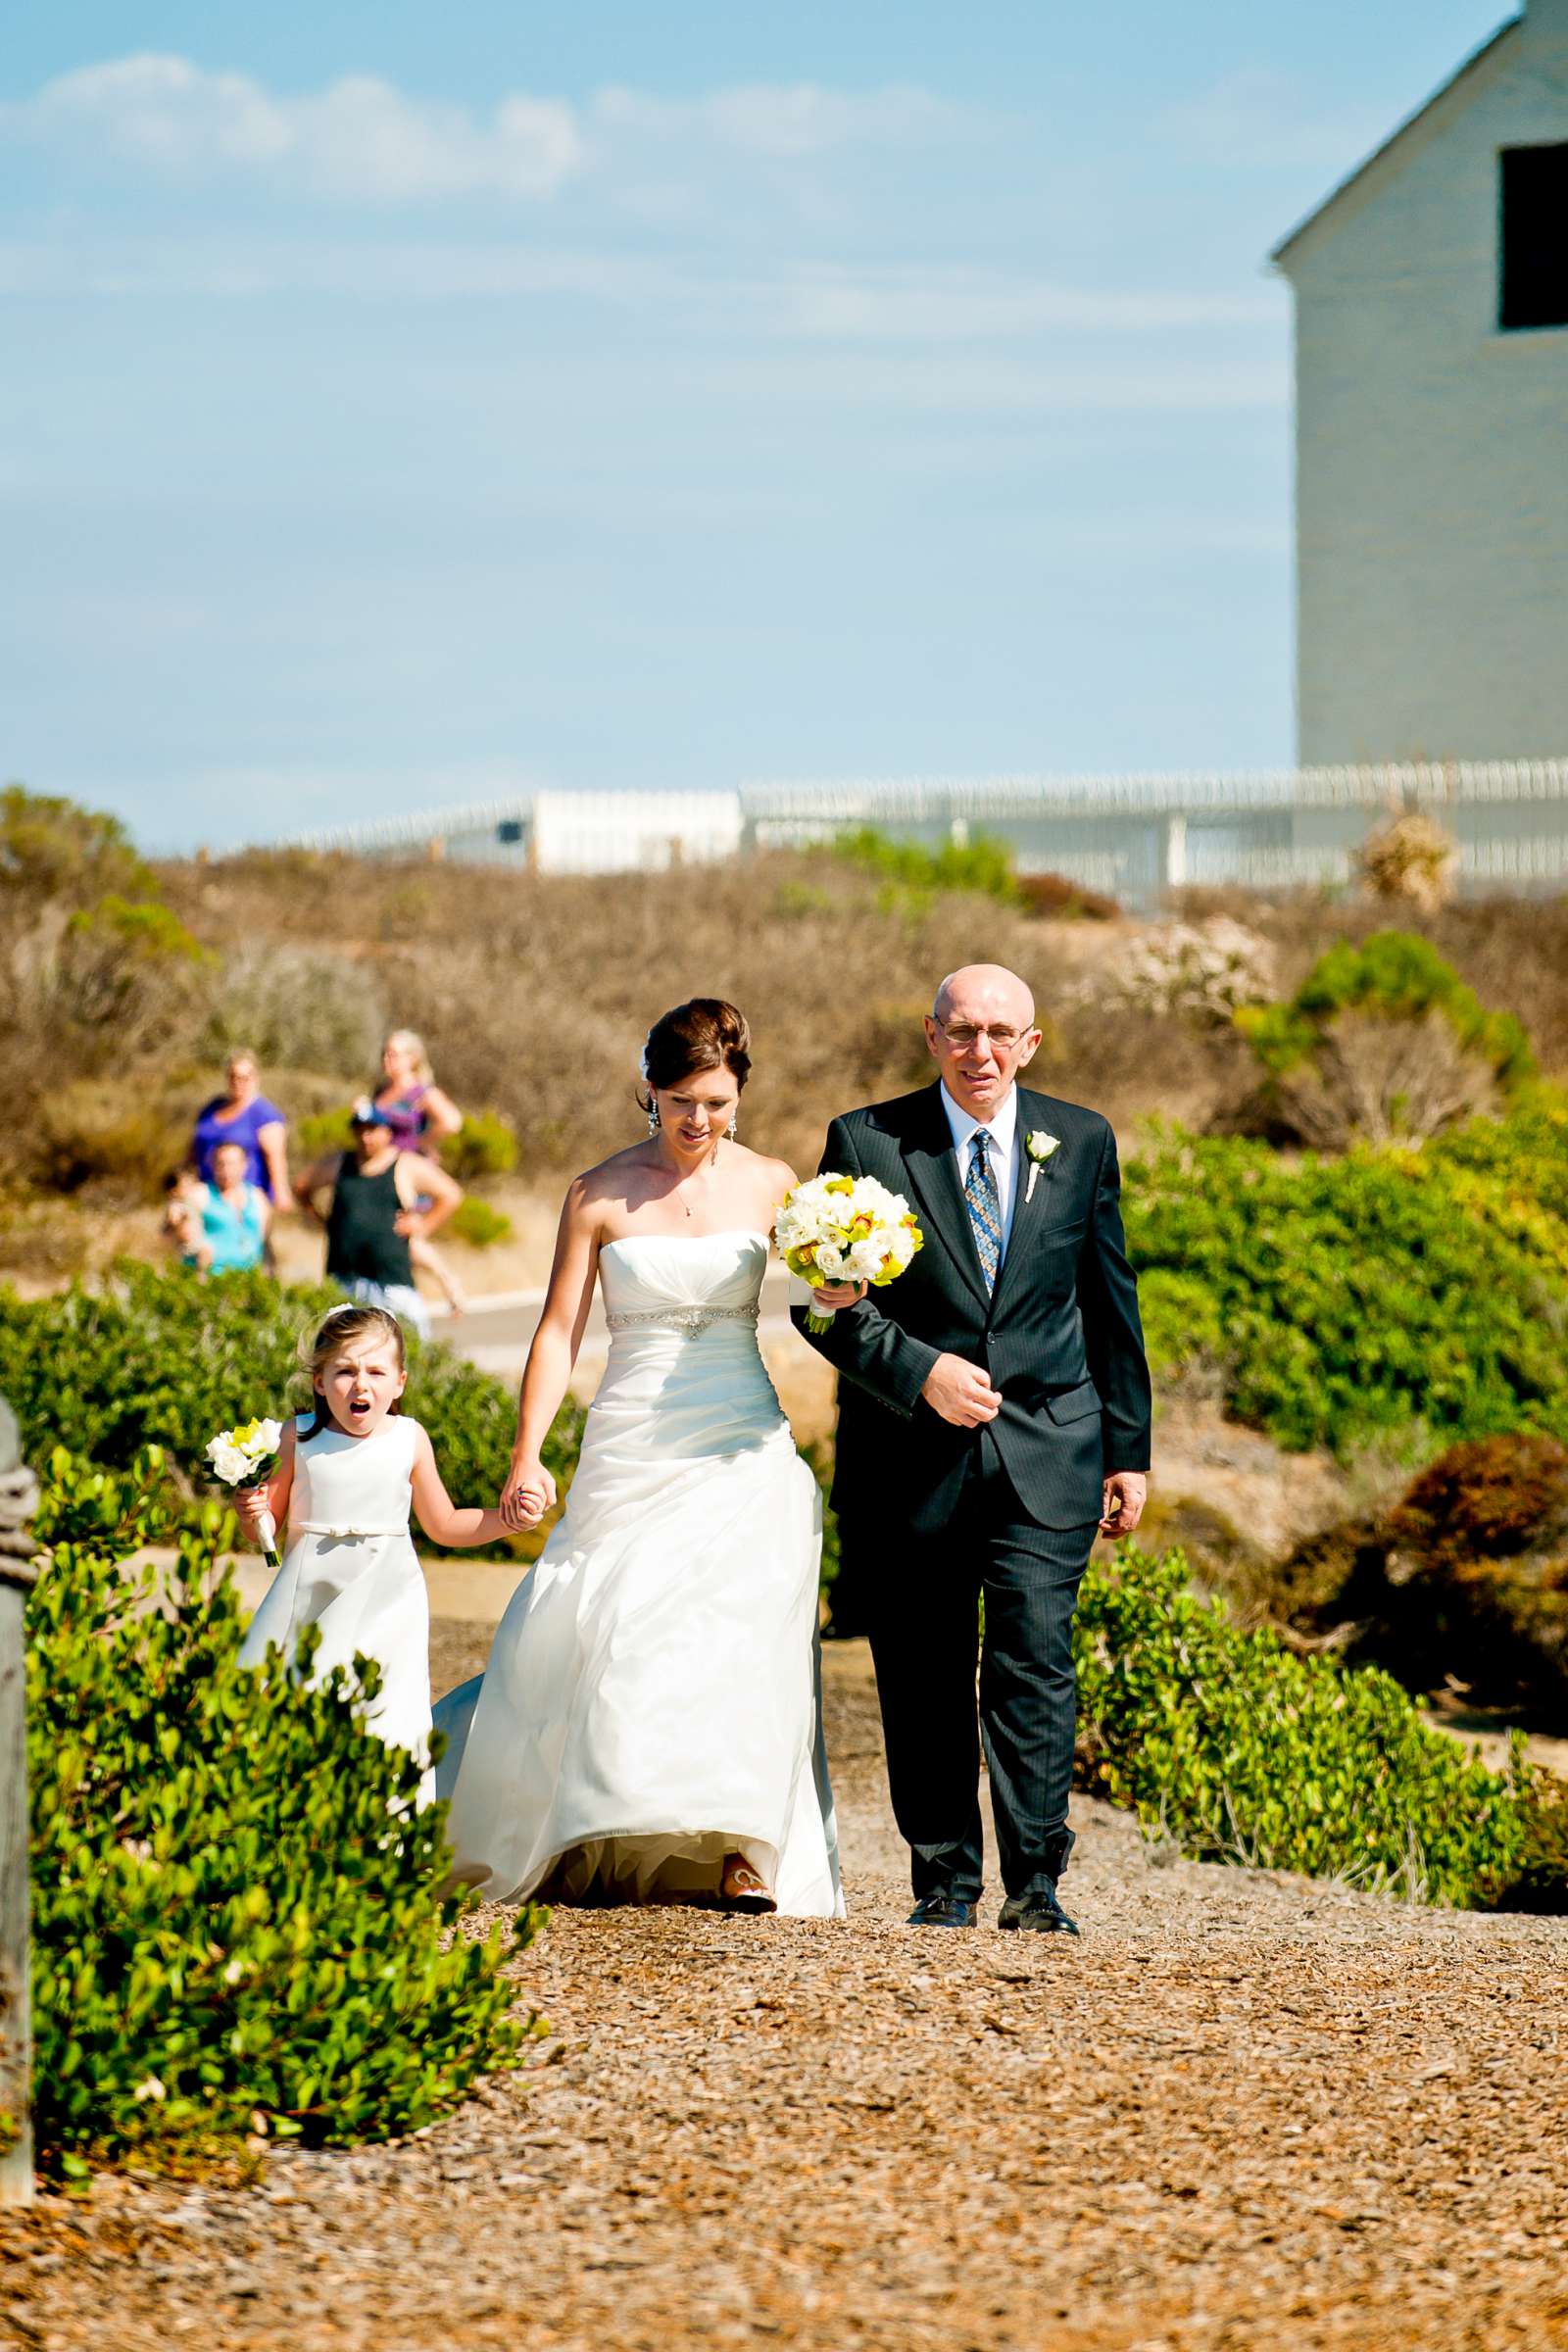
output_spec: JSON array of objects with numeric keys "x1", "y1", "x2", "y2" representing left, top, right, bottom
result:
[{"x1": 0, "y1": 1558, "x2": 35, "y2": 2207}]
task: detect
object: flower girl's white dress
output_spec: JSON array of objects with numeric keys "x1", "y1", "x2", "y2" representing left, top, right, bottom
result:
[
  {"x1": 434, "y1": 1232, "x2": 844, "y2": 1917},
  {"x1": 239, "y1": 1412, "x2": 432, "y2": 1802}
]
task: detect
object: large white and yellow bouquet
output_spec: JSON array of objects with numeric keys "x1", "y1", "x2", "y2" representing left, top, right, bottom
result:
[
  {"x1": 776, "y1": 1174, "x2": 924, "y2": 1335},
  {"x1": 206, "y1": 1417, "x2": 284, "y2": 1568}
]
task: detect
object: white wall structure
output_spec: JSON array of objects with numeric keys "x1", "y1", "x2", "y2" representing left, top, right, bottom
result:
[
  {"x1": 1275, "y1": 0, "x2": 1568, "y2": 764},
  {"x1": 278, "y1": 761, "x2": 1568, "y2": 909},
  {"x1": 288, "y1": 789, "x2": 744, "y2": 873}
]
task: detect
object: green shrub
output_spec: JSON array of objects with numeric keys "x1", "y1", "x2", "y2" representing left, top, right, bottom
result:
[
  {"x1": 832, "y1": 825, "x2": 1021, "y2": 906},
  {"x1": 1126, "y1": 1124, "x2": 1568, "y2": 1457},
  {"x1": 0, "y1": 1264, "x2": 583, "y2": 1556},
  {"x1": 295, "y1": 1105, "x2": 517, "y2": 1186},
  {"x1": 24, "y1": 1449, "x2": 537, "y2": 2174},
  {"x1": 0, "y1": 783, "x2": 154, "y2": 906},
  {"x1": 450, "y1": 1199, "x2": 513, "y2": 1250},
  {"x1": 1074, "y1": 1543, "x2": 1560, "y2": 1911},
  {"x1": 1428, "y1": 1089, "x2": 1568, "y2": 1286},
  {"x1": 439, "y1": 1108, "x2": 518, "y2": 1185},
  {"x1": 1238, "y1": 931, "x2": 1534, "y2": 1088},
  {"x1": 296, "y1": 1107, "x2": 355, "y2": 1160}
]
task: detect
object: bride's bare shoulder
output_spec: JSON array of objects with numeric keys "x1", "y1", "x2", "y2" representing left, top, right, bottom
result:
[
  {"x1": 733, "y1": 1143, "x2": 800, "y2": 1200},
  {"x1": 559, "y1": 1147, "x2": 652, "y2": 1222}
]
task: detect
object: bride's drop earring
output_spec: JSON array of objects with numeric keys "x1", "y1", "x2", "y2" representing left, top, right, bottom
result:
[
  {"x1": 647, "y1": 1100, "x2": 661, "y2": 1136},
  {"x1": 725, "y1": 1116, "x2": 738, "y2": 1142}
]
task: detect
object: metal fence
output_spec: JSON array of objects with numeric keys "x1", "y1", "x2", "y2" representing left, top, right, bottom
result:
[{"x1": 274, "y1": 759, "x2": 1568, "y2": 909}]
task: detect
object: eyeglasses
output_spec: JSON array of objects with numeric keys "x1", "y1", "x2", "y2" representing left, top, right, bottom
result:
[{"x1": 934, "y1": 1022, "x2": 1031, "y2": 1051}]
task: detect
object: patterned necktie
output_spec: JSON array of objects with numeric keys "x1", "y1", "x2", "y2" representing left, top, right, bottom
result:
[{"x1": 963, "y1": 1126, "x2": 1001, "y2": 1293}]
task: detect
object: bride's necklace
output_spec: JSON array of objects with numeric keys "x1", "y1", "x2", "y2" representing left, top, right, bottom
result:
[{"x1": 661, "y1": 1138, "x2": 721, "y2": 1218}]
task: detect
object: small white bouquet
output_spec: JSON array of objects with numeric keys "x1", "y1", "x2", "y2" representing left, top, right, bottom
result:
[
  {"x1": 206, "y1": 1417, "x2": 284, "y2": 1569},
  {"x1": 776, "y1": 1174, "x2": 924, "y2": 1335}
]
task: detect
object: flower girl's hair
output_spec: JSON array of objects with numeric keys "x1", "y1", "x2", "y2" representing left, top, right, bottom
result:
[{"x1": 297, "y1": 1302, "x2": 408, "y2": 1440}]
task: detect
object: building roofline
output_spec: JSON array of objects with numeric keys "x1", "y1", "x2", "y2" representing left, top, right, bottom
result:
[{"x1": 1271, "y1": 15, "x2": 1520, "y2": 271}]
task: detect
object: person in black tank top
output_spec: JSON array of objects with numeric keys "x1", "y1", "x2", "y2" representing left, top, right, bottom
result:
[
  {"x1": 327, "y1": 1151, "x2": 416, "y2": 1290},
  {"x1": 295, "y1": 1102, "x2": 464, "y2": 1341}
]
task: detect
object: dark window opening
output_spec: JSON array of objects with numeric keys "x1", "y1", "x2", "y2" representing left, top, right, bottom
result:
[
  {"x1": 496, "y1": 818, "x2": 524, "y2": 845},
  {"x1": 1499, "y1": 142, "x2": 1568, "y2": 331}
]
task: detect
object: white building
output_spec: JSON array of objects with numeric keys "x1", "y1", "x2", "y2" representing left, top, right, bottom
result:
[
  {"x1": 288, "y1": 788, "x2": 743, "y2": 873},
  {"x1": 1274, "y1": 0, "x2": 1568, "y2": 764}
]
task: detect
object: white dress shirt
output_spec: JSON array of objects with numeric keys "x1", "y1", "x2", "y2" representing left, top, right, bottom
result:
[{"x1": 940, "y1": 1082, "x2": 1020, "y2": 1258}]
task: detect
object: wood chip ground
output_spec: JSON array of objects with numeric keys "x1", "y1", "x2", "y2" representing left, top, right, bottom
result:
[{"x1": 5, "y1": 1632, "x2": 1566, "y2": 2351}]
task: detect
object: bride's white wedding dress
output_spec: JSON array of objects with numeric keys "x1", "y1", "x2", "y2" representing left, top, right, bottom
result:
[{"x1": 433, "y1": 1231, "x2": 844, "y2": 1917}]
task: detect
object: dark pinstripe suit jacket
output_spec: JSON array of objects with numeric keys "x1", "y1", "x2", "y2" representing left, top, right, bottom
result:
[{"x1": 791, "y1": 1082, "x2": 1152, "y2": 1534}]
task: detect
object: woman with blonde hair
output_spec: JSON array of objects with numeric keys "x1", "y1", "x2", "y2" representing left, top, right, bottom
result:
[{"x1": 372, "y1": 1030, "x2": 463, "y2": 1154}]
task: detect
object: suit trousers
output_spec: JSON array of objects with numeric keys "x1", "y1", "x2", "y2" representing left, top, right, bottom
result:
[{"x1": 847, "y1": 1431, "x2": 1098, "y2": 1905}]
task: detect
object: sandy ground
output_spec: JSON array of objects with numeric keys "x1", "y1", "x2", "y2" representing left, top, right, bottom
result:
[{"x1": 5, "y1": 1637, "x2": 1567, "y2": 2352}]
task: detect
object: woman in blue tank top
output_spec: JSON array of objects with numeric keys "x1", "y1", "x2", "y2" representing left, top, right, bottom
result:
[{"x1": 197, "y1": 1140, "x2": 271, "y2": 1273}]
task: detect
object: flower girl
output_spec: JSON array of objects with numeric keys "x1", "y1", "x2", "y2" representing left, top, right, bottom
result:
[{"x1": 235, "y1": 1303, "x2": 512, "y2": 1796}]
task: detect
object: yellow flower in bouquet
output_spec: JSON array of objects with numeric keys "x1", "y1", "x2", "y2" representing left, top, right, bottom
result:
[{"x1": 775, "y1": 1174, "x2": 924, "y2": 1334}]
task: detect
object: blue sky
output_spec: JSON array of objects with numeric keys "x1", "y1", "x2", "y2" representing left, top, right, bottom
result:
[{"x1": 1, "y1": 0, "x2": 1510, "y2": 849}]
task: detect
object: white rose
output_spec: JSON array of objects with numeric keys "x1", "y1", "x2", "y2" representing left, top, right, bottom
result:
[{"x1": 207, "y1": 1442, "x2": 248, "y2": 1486}]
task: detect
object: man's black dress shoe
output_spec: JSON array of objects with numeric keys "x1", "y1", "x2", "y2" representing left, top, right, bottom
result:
[
  {"x1": 907, "y1": 1893, "x2": 976, "y2": 1928},
  {"x1": 998, "y1": 1884, "x2": 1079, "y2": 1936}
]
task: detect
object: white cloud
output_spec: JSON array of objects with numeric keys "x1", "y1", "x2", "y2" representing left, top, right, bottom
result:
[
  {"x1": 6, "y1": 53, "x2": 585, "y2": 201},
  {"x1": 0, "y1": 57, "x2": 964, "y2": 204},
  {"x1": 592, "y1": 81, "x2": 955, "y2": 159}
]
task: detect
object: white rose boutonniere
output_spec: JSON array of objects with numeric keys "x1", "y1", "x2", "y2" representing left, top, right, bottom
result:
[{"x1": 1024, "y1": 1130, "x2": 1060, "y2": 1203}]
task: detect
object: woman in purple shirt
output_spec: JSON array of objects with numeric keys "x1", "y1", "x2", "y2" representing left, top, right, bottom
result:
[
  {"x1": 189, "y1": 1052, "x2": 291, "y2": 1204},
  {"x1": 371, "y1": 1030, "x2": 463, "y2": 1155}
]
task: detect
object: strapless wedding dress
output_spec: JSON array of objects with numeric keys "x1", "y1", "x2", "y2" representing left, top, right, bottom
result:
[{"x1": 433, "y1": 1232, "x2": 844, "y2": 1917}]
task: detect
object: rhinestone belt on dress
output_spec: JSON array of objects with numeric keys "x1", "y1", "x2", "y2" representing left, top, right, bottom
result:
[{"x1": 604, "y1": 1304, "x2": 760, "y2": 1336}]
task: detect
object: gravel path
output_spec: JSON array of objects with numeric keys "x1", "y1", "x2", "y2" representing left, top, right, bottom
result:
[{"x1": 6, "y1": 1633, "x2": 1567, "y2": 2352}]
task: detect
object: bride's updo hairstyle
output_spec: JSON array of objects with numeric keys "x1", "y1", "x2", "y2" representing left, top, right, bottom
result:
[{"x1": 640, "y1": 999, "x2": 752, "y2": 1110}]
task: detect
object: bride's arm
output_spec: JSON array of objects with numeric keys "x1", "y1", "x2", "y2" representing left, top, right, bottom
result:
[{"x1": 500, "y1": 1179, "x2": 601, "y2": 1530}]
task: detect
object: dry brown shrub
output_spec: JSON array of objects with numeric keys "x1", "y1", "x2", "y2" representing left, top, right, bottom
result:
[
  {"x1": 1388, "y1": 1434, "x2": 1568, "y2": 1565},
  {"x1": 26, "y1": 1072, "x2": 195, "y2": 1200},
  {"x1": 12, "y1": 841, "x2": 1560, "y2": 1213},
  {"x1": 1265, "y1": 1434, "x2": 1568, "y2": 1722},
  {"x1": 354, "y1": 854, "x2": 1054, "y2": 1173},
  {"x1": 201, "y1": 941, "x2": 388, "y2": 1078},
  {"x1": 1356, "y1": 808, "x2": 1459, "y2": 913},
  {"x1": 1015, "y1": 871, "x2": 1119, "y2": 921},
  {"x1": 1232, "y1": 1006, "x2": 1502, "y2": 1151}
]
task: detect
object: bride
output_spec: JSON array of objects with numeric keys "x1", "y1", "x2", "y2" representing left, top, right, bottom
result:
[{"x1": 433, "y1": 999, "x2": 843, "y2": 1918}]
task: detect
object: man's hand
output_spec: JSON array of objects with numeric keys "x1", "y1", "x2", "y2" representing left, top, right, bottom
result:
[
  {"x1": 1100, "y1": 1470, "x2": 1148, "y2": 1538},
  {"x1": 501, "y1": 1459, "x2": 558, "y2": 1531},
  {"x1": 809, "y1": 1281, "x2": 867, "y2": 1314},
  {"x1": 920, "y1": 1353, "x2": 1003, "y2": 1429}
]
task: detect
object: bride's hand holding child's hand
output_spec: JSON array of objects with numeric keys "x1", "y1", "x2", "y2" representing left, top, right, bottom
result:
[{"x1": 501, "y1": 1460, "x2": 557, "y2": 1531}]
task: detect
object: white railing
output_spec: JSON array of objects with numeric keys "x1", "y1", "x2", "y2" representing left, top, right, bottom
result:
[
  {"x1": 262, "y1": 760, "x2": 1568, "y2": 902},
  {"x1": 283, "y1": 794, "x2": 537, "y2": 857},
  {"x1": 740, "y1": 758, "x2": 1568, "y2": 821}
]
